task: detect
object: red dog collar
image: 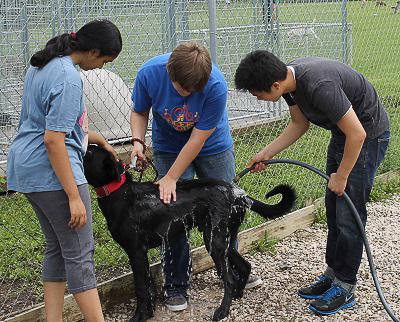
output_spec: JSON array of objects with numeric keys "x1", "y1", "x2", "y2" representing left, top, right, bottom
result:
[{"x1": 95, "y1": 172, "x2": 126, "y2": 198}]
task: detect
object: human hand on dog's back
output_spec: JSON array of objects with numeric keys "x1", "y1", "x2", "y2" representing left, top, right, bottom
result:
[{"x1": 155, "y1": 174, "x2": 177, "y2": 204}]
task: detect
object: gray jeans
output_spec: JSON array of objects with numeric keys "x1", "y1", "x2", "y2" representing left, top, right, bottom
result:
[{"x1": 25, "y1": 184, "x2": 97, "y2": 294}]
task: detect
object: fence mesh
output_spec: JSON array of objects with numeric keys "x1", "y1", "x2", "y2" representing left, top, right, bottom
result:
[{"x1": 1, "y1": 0, "x2": 399, "y2": 318}]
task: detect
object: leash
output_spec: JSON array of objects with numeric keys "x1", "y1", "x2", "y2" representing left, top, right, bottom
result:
[
  {"x1": 234, "y1": 158, "x2": 399, "y2": 322},
  {"x1": 130, "y1": 138, "x2": 158, "y2": 183}
]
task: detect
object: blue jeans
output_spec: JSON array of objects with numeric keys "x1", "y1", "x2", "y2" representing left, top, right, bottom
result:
[
  {"x1": 153, "y1": 147, "x2": 235, "y2": 296},
  {"x1": 325, "y1": 130, "x2": 390, "y2": 285}
]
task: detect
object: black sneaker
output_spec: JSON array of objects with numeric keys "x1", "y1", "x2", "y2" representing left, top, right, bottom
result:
[
  {"x1": 164, "y1": 293, "x2": 188, "y2": 312},
  {"x1": 298, "y1": 275, "x2": 333, "y2": 299},
  {"x1": 309, "y1": 283, "x2": 356, "y2": 315}
]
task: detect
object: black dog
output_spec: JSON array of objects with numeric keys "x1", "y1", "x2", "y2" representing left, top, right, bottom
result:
[{"x1": 83, "y1": 144, "x2": 295, "y2": 321}]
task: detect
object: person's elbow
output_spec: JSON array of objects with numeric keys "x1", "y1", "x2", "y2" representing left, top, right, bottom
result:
[
  {"x1": 347, "y1": 126, "x2": 366, "y2": 145},
  {"x1": 188, "y1": 135, "x2": 207, "y2": 149},
  {"x1": 355, "y1": 127, "x2": 367, "y2": 143},
  {"x1": 189, "y1": 128, "x2": 213, "y2": 148},
  {"x1": 301, "y1": 121, "x2": 310, "y2": 133},
  {"x1": 292, "y1": 119, "x2": 310, "y2": 134},
  {"x1": 44, "y1": 131, "x2": 63, "y2": 149}
]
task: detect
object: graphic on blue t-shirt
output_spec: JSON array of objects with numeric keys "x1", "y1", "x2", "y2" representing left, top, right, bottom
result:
[
  {"x1": 163, "y1": 104, "x2": 199, "y2": 132},
  {"x1": 132, "y1": 53, "x2": 233, "y2": 155}
]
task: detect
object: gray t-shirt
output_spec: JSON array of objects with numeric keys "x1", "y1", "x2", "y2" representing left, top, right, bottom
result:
[{"x1": 282, "y1": 57, "x2": 389, "y2": 141}]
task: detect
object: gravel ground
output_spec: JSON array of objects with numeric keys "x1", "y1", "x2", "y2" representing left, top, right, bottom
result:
[{"x1": 105, "y1": 195, "x2": 400, "y2": 322}]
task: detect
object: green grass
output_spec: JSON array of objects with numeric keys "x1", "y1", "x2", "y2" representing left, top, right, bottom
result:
[
  {"x1": 314, "y1": 206, "x2": 327, "y2": 225},
  {"x1": 250, "y1": 232, "x2": 279, "y2": 256},
  {"x1": 369, "y1": 177, "x2": 400, "y2": 202}
]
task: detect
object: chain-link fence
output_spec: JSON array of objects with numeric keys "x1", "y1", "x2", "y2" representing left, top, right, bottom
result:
[{"x1": 1, "y1": 0, "x2": 399, "y2": 319}]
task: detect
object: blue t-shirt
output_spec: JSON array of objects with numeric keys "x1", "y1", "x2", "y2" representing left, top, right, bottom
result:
[
  {"x1": 131, "y1": 53, "x2": 233, "y2": 155},
  {"x1": 7, "y1": 56, "x2": 89, "y2": 193}
]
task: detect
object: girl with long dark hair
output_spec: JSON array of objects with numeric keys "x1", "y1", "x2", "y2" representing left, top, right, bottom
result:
[{"x1": 7, "y1": 19, "x2": 122, "y2": 321}]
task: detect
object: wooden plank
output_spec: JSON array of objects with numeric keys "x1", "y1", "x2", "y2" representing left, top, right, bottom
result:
[{"x1": 4, "y1": 205, "x2": 315, "y2": 322}]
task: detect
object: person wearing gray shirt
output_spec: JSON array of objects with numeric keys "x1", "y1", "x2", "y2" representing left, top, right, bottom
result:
[{"x1": 234, "y1": 51, "x2": 390, "y2": 316}]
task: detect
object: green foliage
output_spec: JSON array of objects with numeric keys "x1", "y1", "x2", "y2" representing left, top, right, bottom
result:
[
  {"x1": 314, "y1": 206, "x2": 327, "y2": 225},
  {"x1": 369, "y1": 177, "x2": 400, "y2": 202},
  {"x1": 250, "y1": 232, "x2": 279, "y2": 256}
]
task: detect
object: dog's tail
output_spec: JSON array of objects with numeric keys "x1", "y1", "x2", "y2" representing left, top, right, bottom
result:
[{"x1": 248, "y1": 184, "x2": 295, "y2": 219}]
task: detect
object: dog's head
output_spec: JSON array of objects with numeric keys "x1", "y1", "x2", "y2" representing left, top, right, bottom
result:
[{"x1": 83, "y1": 144, "x2": 125, "y2": 188}]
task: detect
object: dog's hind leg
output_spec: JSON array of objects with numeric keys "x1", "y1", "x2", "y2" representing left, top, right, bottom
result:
[
  {"x1": 127, "y1": 246, "x2": 155, "y2": 322},
  {"x1": 228, "y1": 249, "x2": 251, "y2": 299},
  {"x1": 203, "y1": 220, "x2": 223, "y2": 279},
  {"x1": 205, "y1": 225, "x2": 236, "y2": 321},
  {"x1": 227, "y1": 215, "x2": 251, "y2": 299}
]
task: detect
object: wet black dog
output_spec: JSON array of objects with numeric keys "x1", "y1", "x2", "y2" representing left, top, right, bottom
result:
[{"x1": 83, "y1": 144, "x2": 295, "y2": 321}]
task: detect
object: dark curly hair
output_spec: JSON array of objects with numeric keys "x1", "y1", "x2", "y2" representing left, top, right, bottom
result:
[{"x1": 234, "y1": 50, "x2": 287, "y2": 92}]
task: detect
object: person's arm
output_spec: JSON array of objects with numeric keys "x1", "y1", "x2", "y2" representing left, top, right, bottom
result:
[
  {"x1": 130, "y1": 110, "x2": 149, "y2": 167},
  {"x1": 248, "y1": 105, "x2": 310, "y2": 172},
  {"x1": 328, "y1": 107, "x2": 366, "y2": 196},
  {"x1": 88, "y1": 130, "x2": 118, "y2": 161},
  {"x1": 44, "y1": 130, "x2": 86, "y2": 229},
  {"x1": 156, "y1": 127, "x2": 215, "y2": 204}
]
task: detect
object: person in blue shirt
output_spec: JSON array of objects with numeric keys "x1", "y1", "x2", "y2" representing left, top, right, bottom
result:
[
  {"x1": 130, "y1": 41, "x2": 262, "y2": 312},
  {"x1": 7, "y1": 19, "x2": 122, "y2": 322}
]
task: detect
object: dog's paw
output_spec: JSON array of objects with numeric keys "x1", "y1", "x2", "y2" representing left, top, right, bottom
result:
[
  {"x1": 129, "y1": 311, "x2": 153, "y2": 322},
  {"x1": 212, "y1": 306, "x2": 230, "y2": 321},
  {"x1": 232, "y1": 288, "x2": 244, "y2": 299}
]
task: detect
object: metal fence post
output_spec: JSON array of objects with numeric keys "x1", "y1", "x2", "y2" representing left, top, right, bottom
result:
[
  {"x1": 64, "y1": 0, "x2": 73, "y2": 33},
  {"x1": 20, "y1": 0, "x2": 29, "y2": 73},
  {"x1": 83, "y1": 0, "x2": 89, "y2": 24},
  {"x1": 178, "y1": 0, "x2": 189, "y2": 42},
  {"x1": 51, "y1": 0, "x2": 57, "y2": 37},
  {"x1": 341, "y1": 0, "x2": 348, "y2": 64},
  {"x1": 208, "y1": 0, "x2": 217, "y2": 64},
  {"x1": 167, "y1": 0, "x2": 176, "y2": 52},
  {"x1": 57, "y1": 0, "x2": 63, "y2": 34}
]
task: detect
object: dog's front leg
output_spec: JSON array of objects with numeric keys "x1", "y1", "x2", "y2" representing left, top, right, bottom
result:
[{"x1": 128, "y1": 248, "x2": 155, "y2": 322}]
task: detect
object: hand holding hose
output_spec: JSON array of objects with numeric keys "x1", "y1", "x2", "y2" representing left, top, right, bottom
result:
[{"x1": 247, "y1": 148, "x2": 274, "y2": 173}]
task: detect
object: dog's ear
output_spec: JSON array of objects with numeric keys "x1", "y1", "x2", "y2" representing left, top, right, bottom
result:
[
  {"x1": 104, "y1": 157, "x2": 124, "y2": 182},
  {"x1": 103, "y1": 156, "x2": 124, "y2": 182},
  {"x1": 114, "y1": 161, "x2": 125, "y2": 182}
]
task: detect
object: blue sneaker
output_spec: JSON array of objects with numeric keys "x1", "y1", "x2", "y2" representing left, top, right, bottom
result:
[
  {"x1": 309, "y1": 283, "x2": 356, "y2": 315},
  {"x1": 298, "y1": 275, "x2": 333, "y2": 299}
]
